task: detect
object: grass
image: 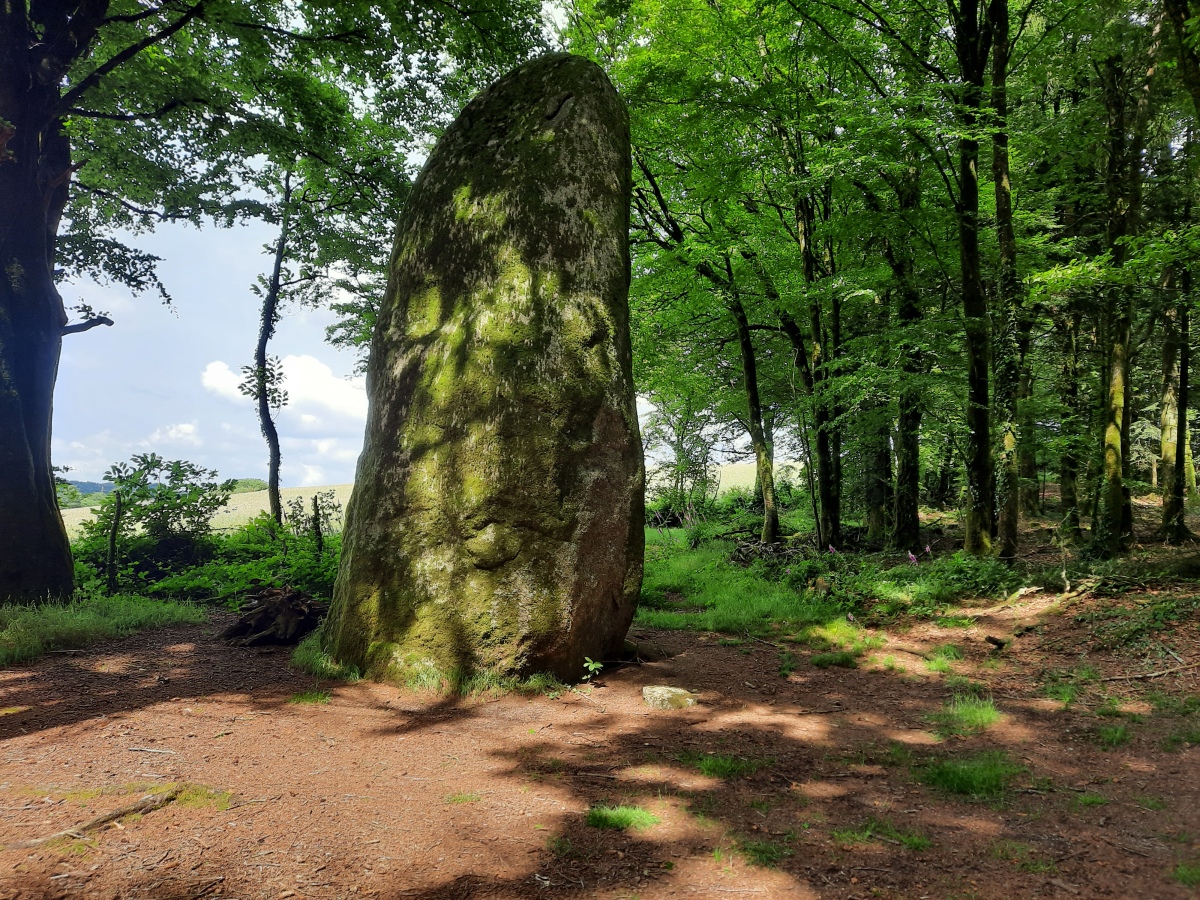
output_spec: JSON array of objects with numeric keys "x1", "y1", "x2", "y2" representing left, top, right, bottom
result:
[
  {"x1": 637, "y1": 541, "x2": 842, "y2": 635},
  {"x1": 1150, "y1": 691, "x2": 1200, "y2": 716},
  {"x1": 679, "y1": 751, "x2": 765, "y2": 779},
  {"x1": 921, "y1": 751, "x2": 1024, "y2": 799},
  {"x1": 586, "y1": 804, "x2": 659, "y2": 831},
  {"x1": 927, "y1": 694, "x2": 1001, "y2": 737},
  {"x1": 445, "y1": 792, "x2": 481, "y2": 804},
  {"x1": 1174, "y1": 863, "x2": 1200, "y2": 887},
  {"x1": 1162, "y1": 728, "x2": 1200, "y2": 751},
  {"x1": 1096, "y1": 724, "x2": 1130, "y2": 748},
  {"x1": 1074, "y1": 793, "x2": 1108, "y2": 808},
  {"x1": 288, "y1": 688, "x2": 331, "y2": 704},
  {"x1": 811, "y1": 651, "x2": 859, "y2": 668},
  {"x1": 738, "y1": 838, "x2": 792, "y2": 868},
  {"x1": 778, "y1": 650, "x2": 798, "y2": 677},
  {"x1": 290, "y1": 632, "x2": 362, "y2": 682},
  {"x1": 924, "y1": 644, "x2": 963, "y2": 674},
  {"x1": 831, "y1": 817, "x2": 930, "y2": 851},
  {"x1": 0, "y1": 594, "x2": 206, "y2": 667}
]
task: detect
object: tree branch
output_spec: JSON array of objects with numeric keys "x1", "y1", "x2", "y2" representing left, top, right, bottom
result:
[
  {"x1": 62, "y1": 316, "x2": 114, "y2": 335},
  {"x1": 52, "y1": 0, "x2": 207, "y2": 121}
]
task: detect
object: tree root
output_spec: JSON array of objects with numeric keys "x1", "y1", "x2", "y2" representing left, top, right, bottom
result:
[{"x1": 7, "y1": 787, "x2": 180, "y2": 849}]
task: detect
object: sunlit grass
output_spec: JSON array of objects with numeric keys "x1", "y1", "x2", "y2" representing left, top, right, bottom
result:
[
  {"x1": 586, "y1": 804, "x2": 659, "y2": 831},
  {"x1": 0, "y1": 595, "x2": 206, "y2": 667},
  {"x1": 638, "y1": 542, "x2": 841, "y2": 635},
  {"x1": 288, "y1": 688, "x2": 331, "y2": 704},
  {"x1": 928, "y1": 694, "x2": 1001, "y2": 737}
]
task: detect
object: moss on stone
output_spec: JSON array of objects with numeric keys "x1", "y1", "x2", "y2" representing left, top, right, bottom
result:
[{"x1": 326, "y1": 53, "x2": 643, "y2": 684}]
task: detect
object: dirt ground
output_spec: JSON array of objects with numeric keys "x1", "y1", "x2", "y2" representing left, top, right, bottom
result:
[{"x1": 3, "y1": 573, "x2": 1200, "y2": 900}]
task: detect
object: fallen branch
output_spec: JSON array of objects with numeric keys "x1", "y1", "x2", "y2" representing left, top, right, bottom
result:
[
  {"x1": 9, "y1": 788, "x2": 179, "y2": 848},
  {"x1": 128, "y1": 747, "x2": 176, "y2": 754},
  {"x1": 1101, "y1": 661, "x2": 1200, "y2": 682}
]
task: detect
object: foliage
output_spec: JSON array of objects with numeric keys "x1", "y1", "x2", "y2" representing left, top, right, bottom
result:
[
  {"x1": 230, "y1": 479, "x2": 270, "y2": 494},
  {"x1": 0, "y1": 595, "x2": 206, "y2": 667}
]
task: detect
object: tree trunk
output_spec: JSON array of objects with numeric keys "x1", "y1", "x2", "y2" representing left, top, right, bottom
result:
[
  {"x1": 253, "y1": 173, "x2": 294, "y2": 527},
  {"x1": 992, "y1": 0, "x2": 1021, "y2": 561},
  {"x1": 1059, "y1": 305, "x2": 1083, "y2": 542},
  {"x1": 954, "y1": 0, "x2": 995, "y2": 555},
  {"x1": 1161, "y1": 299, "x2": 1183, "y2": 513},
  {"x1": 0, "y1": 47, "x2": 74, "y2": 601},
  {"x1": 105, "y1": 491, "x2": 125, "y2": 596},
  {"x1": 1100, "y1": 301, "x2": 1132, "y2": 555},
  {"x1": 864, "y1": 408, "x2": 892, "y2": 543},
  {"x1": 1096, "y1": 24, "x2": 1162, "y2": 555},
  {"x1": 729, "y1": 293, "x2": 779, "y2": 544},
  {"x1": 1165, "y1": 298, "x2": 1190, "y2": 540}
]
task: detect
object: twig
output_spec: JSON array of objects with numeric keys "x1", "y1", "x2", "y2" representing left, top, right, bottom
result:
[
  {"x1": 563, "y1": 772, "x2": 619, "y2": 779},
  {"x1": 128, "y1": 747, "x2": 176, "y2": 754},
  {"x1": 9, "y1": 788, "x2": 180, "y2": 848},
  {"x1": 1102, "y1": 661, "x2": 1200, "y2": 682}
]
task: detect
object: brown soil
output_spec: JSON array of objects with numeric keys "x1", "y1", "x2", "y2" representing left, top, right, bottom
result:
[{"x1": 3, "y1": 581, "x2": 1200, "y2": 900}]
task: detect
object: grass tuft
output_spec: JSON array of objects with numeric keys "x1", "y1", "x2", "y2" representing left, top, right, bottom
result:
[
  {"x1": 811, "y1": 651, "x2": 859, "y2": 669},
  {"x1": 0, "y1": 595, "x2": 206, "y2": 667},
  {"x1": 586, "y1": 804, "x2": 659, "y2": 831},
  {"x1": 445, "y1": 792, "x2": 481, "y2": 804},
  {"x1": 290, "y1": 632, "x2": 361, "y2": 682},
  {"x1": 288, "y1": 688, "x2": 331, "y2": 704},
  {"x1": 921, "y1": 751, "x2": 1024, "y2": 799},
  {"x1": 1174, "y1": 863, "x2": 1200, "y2": 887},
  {"x1": 679, "y1": 751, "x2": 765, "y2": 779},
  {"x1": 1162, "y1": 728, "x2": 1200, "y2": 752},
  {"x1": 927, "y1": 694, "x2": 1001, "y2": 737},
  {"x1": 1096, "y1": 724, "x2": 1130, "y2": 748},
  {"x1": 738, "y1": 838, "x2": 792, "y2": 868},
  {"x1": 831, "y1": 817, "x2": 930, "y2": 851}
]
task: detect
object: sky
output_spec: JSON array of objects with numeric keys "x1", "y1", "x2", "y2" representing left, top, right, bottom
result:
[{"x1": 54, "y1": 221, "x2": 370, "y2": 487}]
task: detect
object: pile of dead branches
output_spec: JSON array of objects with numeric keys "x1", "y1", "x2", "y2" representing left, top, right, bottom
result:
[{"x1": 217, "y1": 586, "x2": 328, "y2": 646}]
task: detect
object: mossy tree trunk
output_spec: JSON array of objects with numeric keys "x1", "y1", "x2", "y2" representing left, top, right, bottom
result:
[
  {"x1": 1058, "y1": 303, "x2": 1084, "y2": 542},
  {"x1": 1165, "y1": 298, "x2": 1190, "y2": 541}
]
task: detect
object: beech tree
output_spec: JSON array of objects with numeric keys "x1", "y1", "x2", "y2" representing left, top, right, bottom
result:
[{"x1": 0, "y1": 0, "x2": 540, "y2": 601}]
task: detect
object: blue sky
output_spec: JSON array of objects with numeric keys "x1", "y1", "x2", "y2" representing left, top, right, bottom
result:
[{"x1": 54, "y1": 221, "x2": 369, "y2": 487}]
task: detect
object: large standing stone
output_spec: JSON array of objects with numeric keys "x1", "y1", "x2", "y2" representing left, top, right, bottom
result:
[{"x1": 324, "y1": 53, "x2": 644, "y2": 683}]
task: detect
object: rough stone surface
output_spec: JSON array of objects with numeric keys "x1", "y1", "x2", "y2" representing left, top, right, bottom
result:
[
  {"x1": 642, "y1": 686, "x2": 697, "y2": 710},
  {"x1": 325, "y1": 53, "x2": 643, "y2": 683}
]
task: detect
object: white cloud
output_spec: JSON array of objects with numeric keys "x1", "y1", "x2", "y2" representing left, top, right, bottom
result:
[
  {"x1": 300, "y1": 465, "x2": 325, "y2": 486},
  {"x1": 281, "y1": 355, "x2": 367, "y2": 420},
  {"x1": 201, "y1": 361, "x2": 247, "y2": 403},
  {"x1": 145, "y1": 422, "x2": 202, "y2": 447}
]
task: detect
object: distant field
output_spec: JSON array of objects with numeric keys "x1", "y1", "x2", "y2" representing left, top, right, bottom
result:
[
  {"x1": 59, "y1": 462, "x2": 805, "y2": 537},
  {"x1": 60, "y1": 484, "x2": 356, "y2": 537}
]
